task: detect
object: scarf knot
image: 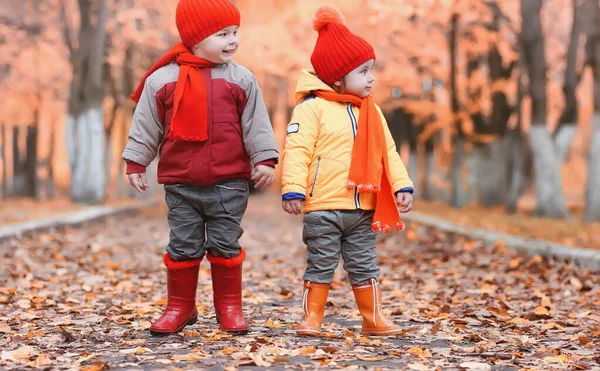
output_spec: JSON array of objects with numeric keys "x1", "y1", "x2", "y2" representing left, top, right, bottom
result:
[{"x1": 131, "y1": 42, "x2": 216, "y2": 141}]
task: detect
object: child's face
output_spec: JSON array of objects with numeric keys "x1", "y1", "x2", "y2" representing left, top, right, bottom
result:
[
  {"x1": 335, "y1": 59, "x2": 375, "y2": 98},
  {"x1": 192, "y1": 25, "x2": 239, "y2": 63}
]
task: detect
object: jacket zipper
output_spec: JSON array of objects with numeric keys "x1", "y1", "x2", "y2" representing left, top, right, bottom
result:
[
  {"x1": 347, "y1": 103, "x2": 360, "y2": 209},
  {"x1": 309, "y1": 157, "x2": 321, "y2": 197}
]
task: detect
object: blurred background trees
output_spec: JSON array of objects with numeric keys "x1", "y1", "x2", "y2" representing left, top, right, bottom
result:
[{"x1": 0, "y1": 0, "x2": 598, "y2": 222}]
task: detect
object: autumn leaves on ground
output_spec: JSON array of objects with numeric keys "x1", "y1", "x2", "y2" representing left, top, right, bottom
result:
[{"x1": 1, "y1": 192, "x2": 599, "y2": 370}]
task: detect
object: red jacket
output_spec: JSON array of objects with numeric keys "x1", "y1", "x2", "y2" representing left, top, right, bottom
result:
[{"x1": 122, "y1": 62, "x2": 279, "y2": 185}]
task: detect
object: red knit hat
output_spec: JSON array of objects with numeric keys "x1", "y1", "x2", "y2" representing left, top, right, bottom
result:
[
  {"x1": 176, "y1": 0, "x2": 241, "y2": 48},
  {"x1": 310, "y1": 6, "x2": 376, "y2": 85}
]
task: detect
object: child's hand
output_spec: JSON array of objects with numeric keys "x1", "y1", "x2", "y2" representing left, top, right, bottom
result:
[
  {"x1": 128, "y1": 173, "x2": 148, "y2": 193},
  {"x1": 282, "y1": 199, "x2": 304, "y2": 215},
  {"x1": 252, "y1": 165, "x2": 275, "y2": 190},
  {"x1": 396, "y1": 192, "x2": 413, "y2": 213}
]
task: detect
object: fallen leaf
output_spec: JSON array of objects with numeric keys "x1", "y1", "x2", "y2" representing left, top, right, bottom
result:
[
  {"x1": 570, "y1": 277, "x2": 583, "y2": 290},
  {"x1": 578, "y1": 334, "x2": 590, "y2": 345},
  {"x1": 430, "y1": 321, "x2": 441, "y2": 335},
  {"x1": 11, "y1": 346, "x2": 36, "y2": 360},
  {"x1": 408, "y1": 347, "x2": 432, "y2": 359},
  {"x1": 356, "y1": 355, "x2": 384, "y2": 362},
  {"x1": 299, "y1": 348, "x2": 317, "y2": 355},
  {"x1": 408, "y1": 363, "x2": 434, "y2": 371},
  {"x1": 80, "y1": 361, "x2": 108, "y2": 371},
  {"x1": 459, "y1": 362, "x2": 492, "y2": 370},
  {"x1": 540, "y1": 296, "x2": 552, "y2": 308},
  {"x1": 264, "y1": 318, "x2": 281, "y2": 328},
  {"x1": 35, "y1": 353, "x2": 53, "y2": 366},
  {"x1": 543, "y1": 354, "x2": 570, "y2": 364}
]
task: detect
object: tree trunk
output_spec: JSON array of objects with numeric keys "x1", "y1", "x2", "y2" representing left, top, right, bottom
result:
[
  {"x1": 554, "y1": 0, "x2": 583, "y2": 163},
  {"x1": 506, "y1": 37, "x2": 529, "y2": 214},
  {"x1": 0, "y1": 124, "x2": 5, "y2": 198},
  {"x1": 12, "y1": 126, "x2": 27, "y2": 196},
  {"x1": 448, "y1": 13, "x2": 466, "y2": 208},
  {"x1": 521, "y1": 0, "x2": 569, "y2": 218},
  {"x1": 26, "y1": 125, "x2": 38, "y2": 199},
  {"x1": 422, "y1": 137, "x2": 436, "y2": 201},
  {"x1": 64, "y1": 0, "x2": 109, "y2": 204},
  {"x1": 584, "y1": 0, "x2": 600, "y2": 221}
]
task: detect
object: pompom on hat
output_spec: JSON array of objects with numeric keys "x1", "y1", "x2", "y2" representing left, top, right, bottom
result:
[
  {"x1": 176, "y1": 0, "x2": 241, "y2": 48},
  {"x1": 310, "y1": 6, "x2": 376, "y2": 85}
]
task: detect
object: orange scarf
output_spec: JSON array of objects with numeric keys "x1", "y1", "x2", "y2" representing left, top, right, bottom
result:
[
  {"x1": 315, "y1": 91, "x2": 403, "y2": 233},
  {"x1": 130, "y1": 43, "x2": 216, "y2": 141}
]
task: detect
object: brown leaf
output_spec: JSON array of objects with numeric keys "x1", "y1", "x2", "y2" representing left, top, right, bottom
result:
[
  {"x1": 578, "y1": 334, "x2": 590, "y2": 345},
  {"x1": 299, "y1": 348, "x2": 317, "y2": 355},
  {"x1": 80, "y1": 361, "x2": 108, "y2": 371},
  {"x1": 321, "y1": 346, "x2": 339, "y2": 354},
  {"x1": 430, "y1": 321, "x2": 441, "y2": 335},
  {"x1": 356, "y1": 355, "x2": 385, "y2": 362}
]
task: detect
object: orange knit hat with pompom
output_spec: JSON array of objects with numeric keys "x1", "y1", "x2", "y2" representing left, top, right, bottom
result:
[{"x1": 310, "y1": 6, "x2": 376, "y2": 85}]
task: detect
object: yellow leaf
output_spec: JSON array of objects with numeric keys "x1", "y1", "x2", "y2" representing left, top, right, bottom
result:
[
  {"x1": 155, "y1": 299, "x2": 167, "y2": 305},
  {"x1": 542, "y1": 322, "x2": 562, "y2": 330},
  {"x1": 221, "y1": 348, "x2": 238, "y2": 355},
  {"x1": 36, "y1": 353, "x2": 53, "y2": 366},
  {"x1": 356, "y1": 355, "x2": 384, "y2": 362},
  {"x1": 543, "y1": 354, "x2": 570, "y2": 364},
  {"x1": 12, "y1": 346, "x2": 36, "y2": 360},
  {"x1": 80, "y1": 361, "x2": 107, "y2": 371},
  {"x1": 264, "y1": 318, "x2": 281, "y2": 328},
  {"x1": 183, "y1": 329, "x2": 201, "y2": 337},
  {"x1": 408, "y1": 347, "x2": 432, "y2": 359},
  {"x1": 540, "y1": 296, "x2": 552, "y2": 308},
  {"x1": 509, "y1": 318, "x2": 529, "y2": 324},
  {"x1": 534, "y1": 306, "x2": 549, "y2": 316}
]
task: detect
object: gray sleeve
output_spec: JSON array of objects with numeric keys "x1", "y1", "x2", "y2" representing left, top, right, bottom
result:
[
  {"x1": 240, "y1": 74, "x2": 279, "y2": 165},
  {"x1": 121, "y1": 77, "x2": 164, "y2": 167}
]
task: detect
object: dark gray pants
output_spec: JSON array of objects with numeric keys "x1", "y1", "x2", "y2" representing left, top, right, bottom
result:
[
  {"x1": 164, "y1": 179, "x2": 249, "y2": 261},
  {"x1": 302, "y1": 210, "x2": 380, "y2": 286}
]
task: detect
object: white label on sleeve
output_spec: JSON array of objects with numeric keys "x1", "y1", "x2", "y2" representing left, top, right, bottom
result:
[{"x1": 287, "y1": 123, "x2": 300, "y2": 134}]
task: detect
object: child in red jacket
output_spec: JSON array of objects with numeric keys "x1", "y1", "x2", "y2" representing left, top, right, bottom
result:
[{"x1": 122, "y1": 0, "x2": 278, "y2": 336}]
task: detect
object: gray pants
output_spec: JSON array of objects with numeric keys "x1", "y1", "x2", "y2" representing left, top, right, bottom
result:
[
  {"x1": 302, "y1": 209, "x2": 380, "y2": 286},
  {"x1": 164, "y1": 179, "x2": 249, "y2": 261}
]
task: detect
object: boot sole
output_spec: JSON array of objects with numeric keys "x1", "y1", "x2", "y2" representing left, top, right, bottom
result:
[
  {"x1": 149, "y1": 316, "x2": 198, "y2": 336},
  {"x1": 297, "y1": 329, "x2": 322, "y2": 337},
  {"x1": 361, "y1": 329, "x2": 403, "y2": 336}
]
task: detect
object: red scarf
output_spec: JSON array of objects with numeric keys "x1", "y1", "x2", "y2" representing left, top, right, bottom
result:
[
  {"x1": 315, "y1": 91, "x2": 403, "y2": 233},
  {"x1": 130, "y1": 43, "x2": 216, "y2": 141}
]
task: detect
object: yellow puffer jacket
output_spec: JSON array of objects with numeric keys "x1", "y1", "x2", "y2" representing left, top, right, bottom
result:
[{"x1": 281, "y1": 70, "x2": 413, "y2": 213}]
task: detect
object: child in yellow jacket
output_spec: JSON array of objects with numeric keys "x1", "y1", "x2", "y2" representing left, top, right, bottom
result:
[{"x1": 281, "y1": 6, "x2": 414, "y2": 337}]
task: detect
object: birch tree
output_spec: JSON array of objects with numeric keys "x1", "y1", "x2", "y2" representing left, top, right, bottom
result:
[
  {"x1": 520, "y1": 0, "x2": 569, "y2": 218},
  {"x1": 62, "y1": 0, "x2": 109, "y2": 203},
  {"x1": 584, "y1": 0, "x2": 600, "y2": 221}
]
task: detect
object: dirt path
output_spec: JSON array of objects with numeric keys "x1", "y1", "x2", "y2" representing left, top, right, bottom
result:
[{"x1": 1, "y1": 192, "x2": 599, "y2": 370}]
